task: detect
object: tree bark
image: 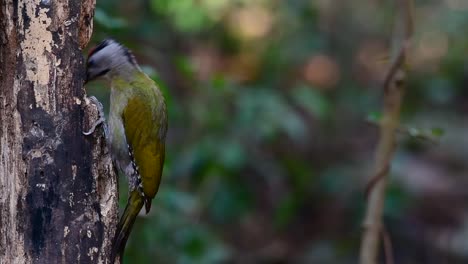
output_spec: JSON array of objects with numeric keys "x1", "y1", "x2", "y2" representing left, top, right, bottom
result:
[{"x1": 0, "y1": 0, "x2": 118, "y2": 263}]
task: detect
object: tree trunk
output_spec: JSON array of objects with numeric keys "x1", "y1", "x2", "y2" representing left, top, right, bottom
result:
[{"x1": 0, "y1": 0, "x2": 118, "y2": 263}]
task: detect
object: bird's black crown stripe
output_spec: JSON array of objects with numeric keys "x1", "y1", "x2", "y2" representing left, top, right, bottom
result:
[
  {"x1": 87, "y1": 38, "x2": 114, "y2": 58},
  {"x1": 123, "y1": 47, "x2": 137, "y2": 66}
]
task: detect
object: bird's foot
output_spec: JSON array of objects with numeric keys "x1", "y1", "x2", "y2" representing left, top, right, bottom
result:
[{"x1": 83, "y1": 96, "x2": 108, "y2": 136}]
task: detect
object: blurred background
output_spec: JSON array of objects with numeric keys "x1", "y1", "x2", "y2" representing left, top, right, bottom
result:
[{"x1": 85, "y1": 0, "x2": 468, "y2": 263}]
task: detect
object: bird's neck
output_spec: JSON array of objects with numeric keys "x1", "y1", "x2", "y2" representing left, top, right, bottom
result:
[{"x1": 108, "y1": 61, "x2": 141, "y2": 83}]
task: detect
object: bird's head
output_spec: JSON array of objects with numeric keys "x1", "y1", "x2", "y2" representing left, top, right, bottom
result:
[{"x1": 85, "y1": 39, "x2": 137, "y2": 83}]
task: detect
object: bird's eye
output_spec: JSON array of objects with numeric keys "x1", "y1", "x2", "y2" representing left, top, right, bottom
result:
[{"x1": 87, "y1": 59, "x2": 95, "y2": 67}]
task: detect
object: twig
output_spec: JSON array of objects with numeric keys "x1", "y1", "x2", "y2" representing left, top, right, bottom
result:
[
  {"x1": 382, "y1": 228, "x2": 395, "y2": 264},
  {"x1": 364, "y1": 163, "x2": 390, "y2": 199},
  {"x1": 359, "y1": 0, "x2": 413, "y2": 263},
  {"x1": 366, "y1": 119, "x2": 440, "y2": 145}
]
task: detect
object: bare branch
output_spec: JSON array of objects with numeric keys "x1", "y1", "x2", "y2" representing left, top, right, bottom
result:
[{"x1": 359, "y1": 0, "x2": 414, "y2": 263}]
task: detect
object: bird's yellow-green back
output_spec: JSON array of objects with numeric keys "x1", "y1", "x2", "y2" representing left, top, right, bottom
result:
[{"x1": 116, "y1": 73, "x2": 167, "y2": 201}]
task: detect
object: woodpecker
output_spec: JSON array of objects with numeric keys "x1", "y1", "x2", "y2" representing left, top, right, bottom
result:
[{"x1": 84, "y1": 39, "x2": 168, "y2": 263}]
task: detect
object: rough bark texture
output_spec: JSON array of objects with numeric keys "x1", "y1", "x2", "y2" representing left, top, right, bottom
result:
[{"x1": 0, "y1": 0, "x2": 118, "y2": 263}]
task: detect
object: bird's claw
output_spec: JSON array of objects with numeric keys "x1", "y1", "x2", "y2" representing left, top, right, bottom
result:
[
  {"x1": 83, "y1": 116, "x2": 105, "y2": 135},
  {"x1": 83, "y1": 96, "x2": 108, "y2": 136}
]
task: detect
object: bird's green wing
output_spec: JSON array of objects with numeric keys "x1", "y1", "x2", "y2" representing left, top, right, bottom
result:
[{"x1": 122, "y1": 94, "x2": 166, "y2": 201}]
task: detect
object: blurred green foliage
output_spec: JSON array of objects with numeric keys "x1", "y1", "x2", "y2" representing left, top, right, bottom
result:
[{"x1": 86, "y1": 0, "x2": 468, "y2": 263}]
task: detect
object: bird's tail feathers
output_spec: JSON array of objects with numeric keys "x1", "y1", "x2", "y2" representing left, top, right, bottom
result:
[
  {"x1": 111, "y1": 190, "x2": 144, "y2": 263},
  {"x1": 144, "y1": 197, "x2": 152, "y2": 214}
]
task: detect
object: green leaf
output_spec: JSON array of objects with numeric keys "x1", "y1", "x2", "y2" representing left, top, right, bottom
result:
[
  {"x1": 430, "y1": 127, "x2": 445, "y2": 137},
  {"x1": 292, "y1": 85, "x2": 331, "y2": 120},
  {"x1": 274, "y1": 195, "x2": 299, "y2": 227},
  {"x1": 366, "y1": 111, "x2": 383, "y2": 124},
  {"x1": 174, "y1": 56, "x2": 195, "y2": 79}
]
